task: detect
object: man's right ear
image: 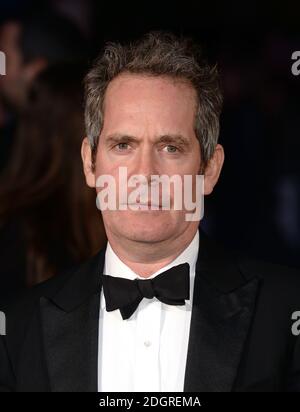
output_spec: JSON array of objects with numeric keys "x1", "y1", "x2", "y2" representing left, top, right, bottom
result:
[{"x1": 81, "y1": 137, "x2": 96, "y2": 188}]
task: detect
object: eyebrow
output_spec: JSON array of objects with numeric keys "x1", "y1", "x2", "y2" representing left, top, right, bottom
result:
[{"x1": 105, "y1": 133, "x2": 191, "y2": 148}]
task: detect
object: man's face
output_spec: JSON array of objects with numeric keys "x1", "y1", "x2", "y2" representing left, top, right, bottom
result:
[{"x1": 88, "y1": 74, "x2": 203, "y2": 244}]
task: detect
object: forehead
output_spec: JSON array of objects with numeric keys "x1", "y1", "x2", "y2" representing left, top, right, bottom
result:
[{"x1": 102, "y1": 73, "x2": 197, "y2": 134}]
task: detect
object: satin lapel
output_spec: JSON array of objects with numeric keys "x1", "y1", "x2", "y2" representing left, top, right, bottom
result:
[
  {"x1": 39, "y1": 249, "x2": 105, "y2": 392},
  {"x1": 184, "y1": 275, "x2": 259, "y2": 392},
  {"x1": 184, "y1": 231, "x2": 261, "y2": 392}
]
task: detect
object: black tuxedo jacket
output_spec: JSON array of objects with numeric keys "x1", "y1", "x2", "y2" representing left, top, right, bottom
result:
[{"x1": 1, "y1": 232, "x2": 300, "y2": 392}]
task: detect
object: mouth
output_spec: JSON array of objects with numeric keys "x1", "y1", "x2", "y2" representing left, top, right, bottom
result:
[{"x1": 127, "y1": 203, "x2": 163, "y2": 209}]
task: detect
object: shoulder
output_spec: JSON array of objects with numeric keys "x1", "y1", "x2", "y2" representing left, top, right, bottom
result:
[
  {"x1": 239, "y1": 257, "x2": 300, "y2": 287},
  {"x1": 238, "y1": 257, "x2": 300, "y2": 307},
  {"x1": 0, "y1": 248, "x2": 105, "y2": 333}
]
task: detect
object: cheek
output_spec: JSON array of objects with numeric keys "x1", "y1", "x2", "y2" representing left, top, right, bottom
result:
[
  {"x1": 94, "y1": 148, "x2": 110, "y2": 175},
  {"x1": 180, "y1": 155, "x2": 201, "y2": 176},
  {"x1": 192, "y1": 151, "x2": 202, "y2": 174},
  {"x1": 95, "y1": 162, "x2": 120, "y2": 183}
]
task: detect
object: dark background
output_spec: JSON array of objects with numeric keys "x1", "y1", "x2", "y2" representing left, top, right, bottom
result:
[{"x1": 0, "y1": 0, "x2": 299, "y2": 300}]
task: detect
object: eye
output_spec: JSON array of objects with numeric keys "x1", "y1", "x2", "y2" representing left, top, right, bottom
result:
[
  {"x1": 163, "y1": 145, "x2": 179, "y2": 153},
  {"x1": 115, "y1": 142, "x2": 130, "y2": 151}
]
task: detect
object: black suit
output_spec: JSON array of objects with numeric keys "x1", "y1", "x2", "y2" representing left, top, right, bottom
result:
[{"x1": 1, "y1": 231, "x2": 300, "y2": 392}]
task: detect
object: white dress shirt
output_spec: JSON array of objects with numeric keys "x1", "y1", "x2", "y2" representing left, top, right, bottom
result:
[{"x1": 98, "y1": 230, "x2": 199, "y2": 392}]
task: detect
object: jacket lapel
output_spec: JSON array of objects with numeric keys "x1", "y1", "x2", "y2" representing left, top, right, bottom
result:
[
  {"x1": 39, "y1": 249, "x2": 105, "y2": 392},
  {"x1": 184, "y1": 231, "x2": 260, "y2": 392}
]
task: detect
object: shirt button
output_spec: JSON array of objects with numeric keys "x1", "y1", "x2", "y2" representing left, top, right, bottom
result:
[{"x1": 144, "y1": 340, "x2": 152, "y2": 347}]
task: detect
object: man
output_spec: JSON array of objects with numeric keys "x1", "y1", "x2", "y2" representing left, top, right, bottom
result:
[{"x1": 1, "y1": 31, "x2": 300, "y2": 392}]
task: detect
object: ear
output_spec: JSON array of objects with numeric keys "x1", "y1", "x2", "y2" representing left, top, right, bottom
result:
[
  {"x1": 204, "y1": 144, "x2": 225, "y2": 195},
  {"x1": 81, "y1": 137, "x2": 96, "y2": 188}
]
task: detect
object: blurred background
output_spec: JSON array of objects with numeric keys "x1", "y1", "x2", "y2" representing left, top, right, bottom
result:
[{"x1": 0, "y1": 0, "x2": 299, "y2": 302}]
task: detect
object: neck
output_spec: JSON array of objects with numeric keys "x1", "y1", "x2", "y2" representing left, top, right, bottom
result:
[{"x1": 107, "y1": 225, "x2": 198, "y2": 278}]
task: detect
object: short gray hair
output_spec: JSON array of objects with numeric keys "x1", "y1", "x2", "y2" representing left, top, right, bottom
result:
[{"x1": 84, "y1": 31, "x2": 223, "y2": 168}]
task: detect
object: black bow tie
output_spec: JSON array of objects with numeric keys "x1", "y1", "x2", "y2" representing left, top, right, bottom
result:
[{"x1": 101, "y1": 263, "x2": 190, "y2": 320}]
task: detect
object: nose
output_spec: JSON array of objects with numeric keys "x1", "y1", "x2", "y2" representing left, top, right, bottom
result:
[{"x1": 131, "y1": 145, "x2": 159, "y2": 184}]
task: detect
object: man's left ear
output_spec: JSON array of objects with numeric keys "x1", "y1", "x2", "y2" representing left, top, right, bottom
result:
[
  {"x1": 81, "y1": 137, "x2": 96, "y2": 188},
  {"x1": 203, "y1": 144, "x2": 225, "y2": 195}
]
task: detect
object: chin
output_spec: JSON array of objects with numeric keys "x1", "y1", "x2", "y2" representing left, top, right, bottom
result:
[
  {"x1": 125, "y1": 229, "x2": 169, "y2": 243},
  {"x1": 119, "y1": 213, "x2": 175, "y2": 243},
  {"x1": 103, "y1": 209, "x2": 185, "y2": 243}
]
